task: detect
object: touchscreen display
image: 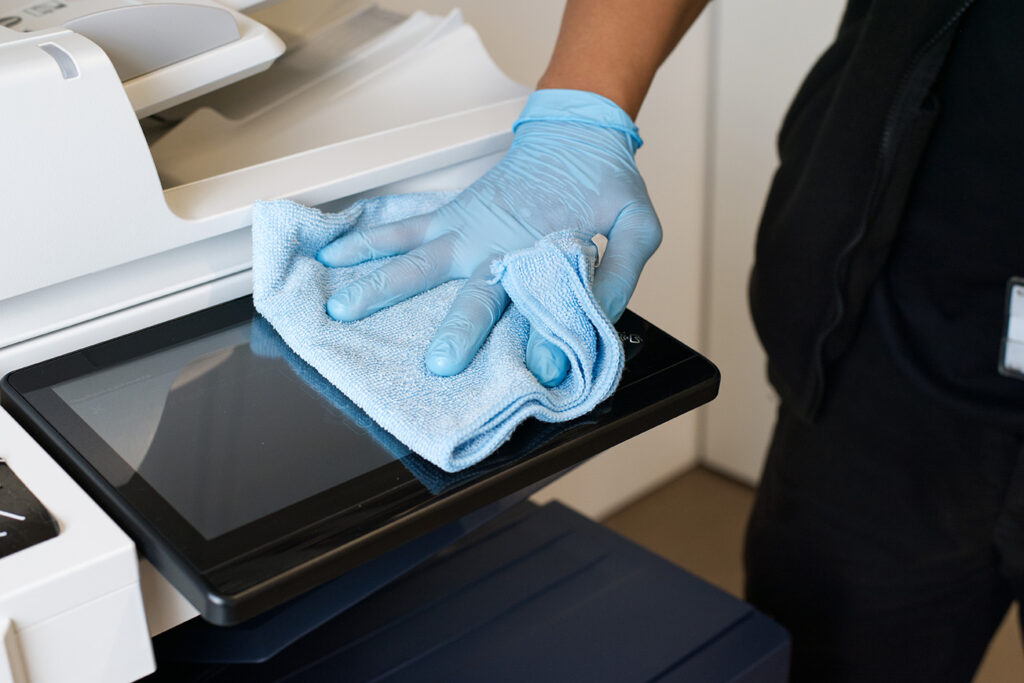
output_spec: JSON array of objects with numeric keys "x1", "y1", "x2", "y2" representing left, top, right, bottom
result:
[{"x1": 50, "y1": 319, "x2": 407, "y2": 540}]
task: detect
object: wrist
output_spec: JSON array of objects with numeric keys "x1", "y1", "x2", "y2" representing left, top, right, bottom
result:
[
  {"x1": 513, "y1": 89, "x2": 643, "y2": 152},
  {"x1": 537, "y1": 68, "x2": 644, "y2": 119}
]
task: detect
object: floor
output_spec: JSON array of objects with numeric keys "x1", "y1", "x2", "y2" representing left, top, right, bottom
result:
[{"x1": 604, "y1": 467, "x2": 1024, "y2": 682}]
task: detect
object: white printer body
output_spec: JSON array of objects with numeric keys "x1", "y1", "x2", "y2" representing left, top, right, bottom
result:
[{"x1": 0, "y1": 2, "x2": 527, "y2": 679}]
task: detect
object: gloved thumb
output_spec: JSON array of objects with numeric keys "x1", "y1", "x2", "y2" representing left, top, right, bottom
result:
[{"x1": 526, "y1": 327, "x2": 570, "y2": 388}]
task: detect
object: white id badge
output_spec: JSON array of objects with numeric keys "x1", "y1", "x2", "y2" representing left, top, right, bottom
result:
[{"x1": 999, "y1": 277, "x2": 1024, "y2": 379}]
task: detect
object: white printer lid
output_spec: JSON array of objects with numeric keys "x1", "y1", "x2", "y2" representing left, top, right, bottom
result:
[{"x1": 0, "y1": 0, "x2": 285, "y2": 116}]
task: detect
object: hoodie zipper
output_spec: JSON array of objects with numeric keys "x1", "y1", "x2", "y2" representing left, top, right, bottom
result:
[{"x1": 806, "y1": 0, "x2": 978, "y2": 415}]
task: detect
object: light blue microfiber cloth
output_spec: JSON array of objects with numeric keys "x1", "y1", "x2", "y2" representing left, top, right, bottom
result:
[{"x1": 251, "y1": 193, "x2": 624, "y2": 473}]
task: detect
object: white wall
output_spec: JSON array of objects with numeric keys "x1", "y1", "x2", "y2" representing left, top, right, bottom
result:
[
  {"x1": 700, "y1": 0, "x2": 845, "y2": 483},
  {"x1": 380, "y1": 0, "x2": 711, "y2": 518}
]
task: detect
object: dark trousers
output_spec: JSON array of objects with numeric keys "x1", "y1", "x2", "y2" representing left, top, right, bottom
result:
[{"x1": 744, "y1": 290, "x2": 1024, "y2": 682}]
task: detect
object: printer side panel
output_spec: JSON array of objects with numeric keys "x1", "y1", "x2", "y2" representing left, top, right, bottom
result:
[{"x1": 0, "y1": 407, "x2": 154, "y2": 683}]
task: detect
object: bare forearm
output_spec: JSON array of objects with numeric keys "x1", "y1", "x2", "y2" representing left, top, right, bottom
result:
[{"x1": 538, "y1": 0, "x2": 710, "y2": 119}]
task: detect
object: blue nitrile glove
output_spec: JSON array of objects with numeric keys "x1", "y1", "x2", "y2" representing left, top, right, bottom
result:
[{"x1": 317, "y1": 89, "x2": 662, "y2": 386}]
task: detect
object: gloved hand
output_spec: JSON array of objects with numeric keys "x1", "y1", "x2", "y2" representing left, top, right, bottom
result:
[{"x1": 317, "y1": 89, "x2": 662, "y2": 386}]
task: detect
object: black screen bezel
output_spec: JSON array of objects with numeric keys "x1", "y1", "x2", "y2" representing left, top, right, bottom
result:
[{"x1": 5, "y1": 299, "x2": 430, "y2": 570}]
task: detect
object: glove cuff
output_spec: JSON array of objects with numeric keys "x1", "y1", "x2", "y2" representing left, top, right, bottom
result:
[{"x1": 513, "y1": 89, "x2": 643, "y2": 152}]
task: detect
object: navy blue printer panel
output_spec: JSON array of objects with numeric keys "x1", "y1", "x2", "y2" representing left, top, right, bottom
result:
[{"x1": 149, "y1": 502, "x2": 790, "y2": 682}]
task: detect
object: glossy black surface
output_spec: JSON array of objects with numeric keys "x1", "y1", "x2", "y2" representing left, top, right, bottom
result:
[
  {"x1": 0, "y1": 458, "x2": 59, "y2": 559},
  {"x1": 1, "y1": 297, "x2": 719, "y2": 625}
]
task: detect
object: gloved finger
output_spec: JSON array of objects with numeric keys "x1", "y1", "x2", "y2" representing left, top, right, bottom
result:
[
  {"x1": 526, "y1": 327, "x2": 570, "y2": 387},
  {"x1": 317, "y1": 212, "x2": 433, "y2": 267},
  {"x1": 425, "y1": 271, "x2": 510, "y2": 377},
  {"x1": 593, "y1": 202, "x2": 662, "y2": 323},
  {"x1": 327, "y1": 237, "x2": 455, "y2": 321}
]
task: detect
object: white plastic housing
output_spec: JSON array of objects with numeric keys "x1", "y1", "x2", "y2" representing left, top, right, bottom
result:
[
  {"x1": 0, "y1": 0, "x2": 286, "y2": 117},
  {"x1": 0, "y1": 410, "x2": 153, "y2": 683}
]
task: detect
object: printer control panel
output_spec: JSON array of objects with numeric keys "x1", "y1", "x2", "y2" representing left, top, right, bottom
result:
[{"x1": 0, "y1": 457, "x2": 58, "y2": 560}]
